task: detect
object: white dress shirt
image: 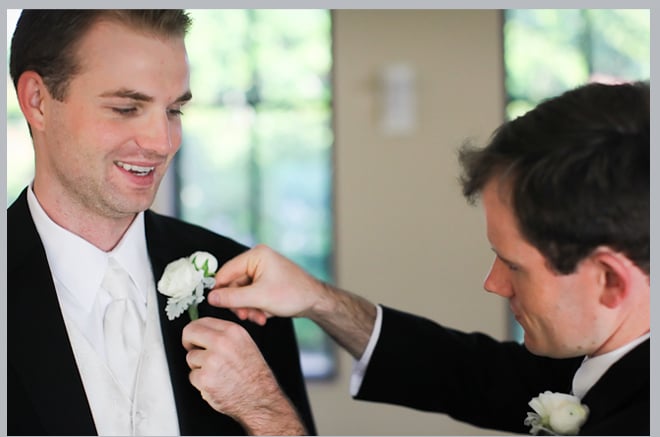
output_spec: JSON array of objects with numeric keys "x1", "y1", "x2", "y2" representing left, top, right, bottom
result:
[
  {"x1": 27, "y1": 186, "x2": 180, "y2": 435},
  {"x1": 28, "y1": 188, "x2": 149, "y2": 361},
  {"x1": 571, "y1": 331, "x2": 650, "y2": 399},
  {"x1": 350, "y1": 304, "x2": 383, "y2": 396}
]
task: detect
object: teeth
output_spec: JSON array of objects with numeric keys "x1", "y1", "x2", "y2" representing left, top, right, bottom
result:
[{"x1": 116, "y1": 161, "x2": 154, "y2": 176}]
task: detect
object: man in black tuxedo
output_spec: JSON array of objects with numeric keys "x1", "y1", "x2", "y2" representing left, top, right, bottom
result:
[
  {"x1": 202, "y1": 81, "x2": 650, "y2": 435},
  {"x1": 7, "y1": 10, "x2": 315, "y2": 435}
]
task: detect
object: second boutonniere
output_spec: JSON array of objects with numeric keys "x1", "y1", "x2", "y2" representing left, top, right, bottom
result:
[
  {"x1": 524, "y1": 391, "x2": 589, "y2": 435},
  {"x1": 157, "y1": 251, "x2": 218, "y2": 321}
]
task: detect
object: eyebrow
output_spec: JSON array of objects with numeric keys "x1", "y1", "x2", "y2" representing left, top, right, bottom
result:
[
  {"x1": 491, "y1": 248, "x2": 517, "y2": 266},
  {"x1": 99, "y1": 89, "x2": 193, "y2": 104}
]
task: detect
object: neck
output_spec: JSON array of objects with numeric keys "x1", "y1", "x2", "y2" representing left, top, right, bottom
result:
[
  {"x1": 591, "y1": 276, "x2": 650, "y2": 357},
  {"x1": 32, "y1": 182, "x2": 137, "y2": 252}
]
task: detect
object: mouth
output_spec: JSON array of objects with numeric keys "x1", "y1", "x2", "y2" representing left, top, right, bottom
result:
[{"x1": 115, "y1": 161, "x2": 156, "y2": 177}]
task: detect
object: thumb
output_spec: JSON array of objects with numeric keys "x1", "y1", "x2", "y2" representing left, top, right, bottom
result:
[{"x1": 208, "y1": 284, "x2": 260, "y2": 309}]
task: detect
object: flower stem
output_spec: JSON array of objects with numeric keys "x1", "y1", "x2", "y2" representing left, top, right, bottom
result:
[{"x1": 188, "y1": 304, "x2": 199, "y2": 321}]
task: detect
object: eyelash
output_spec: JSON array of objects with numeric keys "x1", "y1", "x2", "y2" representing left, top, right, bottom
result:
[
  {"x1": 111, "y1": 107, "x2": 184, "y2": 117},
  {"x1": 112, "y1": 107, "x2": 137, "y2": 115}
]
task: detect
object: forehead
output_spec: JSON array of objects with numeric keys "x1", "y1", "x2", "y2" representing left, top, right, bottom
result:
[
  {"x1": 79, "y1": 18, "x2": 185, "y2": 56},
  {"x1": 481, "y1": 177, "x2": 556, "y2": 271},
  {"x1": 71, "y1": 19, "x2": 190, "y2": 97},
  {"x1": 482, "y1": 178, "x2": 523, "y2": 243}
]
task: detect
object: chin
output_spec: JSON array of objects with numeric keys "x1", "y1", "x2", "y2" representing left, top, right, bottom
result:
[
  {"x1": 522, "y1": 336, "x2": 551, "y2": 358},
  {"x1": 115, "y1": 197, "x2": 155, "y2": 216},
  {"x1": 524, "y1": 340, "x2": 582, "y2": 359}
]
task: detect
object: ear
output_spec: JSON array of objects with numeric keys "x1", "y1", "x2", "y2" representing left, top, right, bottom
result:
[
  {"x1": 16, "y1": 71, "x2": 48, "y2": 132},
  {"x1": 591, "y1": 249, "x2": 631, "y2": 309}
]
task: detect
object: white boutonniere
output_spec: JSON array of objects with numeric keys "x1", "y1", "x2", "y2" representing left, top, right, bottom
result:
[
  {"x1": 157, "y1": 251, "x2": 218, "y2": 321},
  {"x1": 524, "y1": 391, "x2": 589, "y2": 435}
]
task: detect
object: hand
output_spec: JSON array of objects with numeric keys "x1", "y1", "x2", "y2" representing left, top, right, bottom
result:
[
  {"x1": 207, "y1": 244, "x2": 329, "y2": 325},
  {"x1": 182, "y1": 317, "x2": 306, "y2": 435},
  {"x1": 207, "y1": 244, "x2": 377, "y2": 359}
]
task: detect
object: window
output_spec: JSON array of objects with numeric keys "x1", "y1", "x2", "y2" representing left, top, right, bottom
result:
[
  {"x1": 179, "y1": 9, "x2": 335, "y2": 379},
  {"x1": 502, "y1": 9, "x2": 650, "y2": 341},
  {"x1": 504, "y1": 9, "x2": 650, "y2": 120}
]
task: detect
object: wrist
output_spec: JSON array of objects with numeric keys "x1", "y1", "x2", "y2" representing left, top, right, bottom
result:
[{"x1": 309, "y1": 281, "x2": 340, "y2": 319}]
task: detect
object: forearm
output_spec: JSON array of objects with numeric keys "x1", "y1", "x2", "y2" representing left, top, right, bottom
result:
[
  {"x1": 310, "y1": 283, "x2": 377, "y2": 359},
  {"x1": 238, "y1": 391, "x2": 308, "y2": 436}
]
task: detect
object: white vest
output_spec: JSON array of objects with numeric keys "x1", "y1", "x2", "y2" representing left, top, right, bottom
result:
[{"x1": 65, "y1": 286, "x2": 181, "y2": 435}]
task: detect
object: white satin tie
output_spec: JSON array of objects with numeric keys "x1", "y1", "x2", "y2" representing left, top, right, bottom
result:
[{"x1": 102, "y1": 257, "x2": 145, "y2": 399}]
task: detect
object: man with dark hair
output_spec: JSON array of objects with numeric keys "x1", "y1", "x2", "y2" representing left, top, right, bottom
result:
[
  {"x1": 197, "y1": 81, "x2": 650, "y2": 435},
  {"x1": 7, "y1": 10, "x2": 315, "y2": 435}
]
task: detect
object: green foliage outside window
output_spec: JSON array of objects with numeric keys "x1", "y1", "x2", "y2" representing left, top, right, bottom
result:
[
  {"x1": 178, "y1": 10, "x2": 335, "y2": 378},
  {"x1": 504, "y1": 9, "x2": 650, "y2": 120}
]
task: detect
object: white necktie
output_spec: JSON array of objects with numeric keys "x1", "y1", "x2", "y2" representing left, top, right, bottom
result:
[{"x1": 102, "y1": 257, "x2": 145, "y2": 398}]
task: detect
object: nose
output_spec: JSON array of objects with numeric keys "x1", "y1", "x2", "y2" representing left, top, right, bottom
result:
[
  {"x1": 483, "y1": 257, "x2": 513, "y2": 298},
  {"x1": 137, "y1": 112, "x2": 179, "y2": 156}
]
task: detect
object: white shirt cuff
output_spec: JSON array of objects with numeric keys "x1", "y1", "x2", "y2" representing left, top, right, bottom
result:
[{"x1": 349, "y1": 304, "x2": 383, "y2": 396}]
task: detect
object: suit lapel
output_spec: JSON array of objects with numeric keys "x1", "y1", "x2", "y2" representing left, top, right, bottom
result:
[
  {"x1": 8, "y1": 189, "x2": 97, "y2": 435},
  {"x1": 579, "y1": 339, "x2": 650, "y2": 434},
  {"x1": 8, "y1": 192, "x2": 242, "y2": 435},
  {"x1": 144, "y1": 210, "x2": 245, "y2": 435}
]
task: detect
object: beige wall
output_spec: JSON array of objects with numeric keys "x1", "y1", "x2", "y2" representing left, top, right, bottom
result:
[{"x1": 305, "y1": 10, "x2": 513, "y2": 435}]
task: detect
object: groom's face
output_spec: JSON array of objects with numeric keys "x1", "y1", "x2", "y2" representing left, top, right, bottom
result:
[
  {"x1": 480, "y1": 178, "x2": 606, "y2": 359},
  {"x1": 30, "y1": 19, "x2": 191, "y2": 220}
]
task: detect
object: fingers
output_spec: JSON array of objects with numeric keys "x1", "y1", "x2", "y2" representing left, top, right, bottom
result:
[
  {"x1": 185, "y1": 347, "x2": 204, "y2": 369},
  {"x1": 213, "y1": 250, "x2": 250, "y2": 287},
  {"x1": 182, "y1": 316, "x2": 234, "y2": 351},
  {"x1": 238, "y1": 308, "x2": 270, "y2": 325},
  {"x1": 214, "y1": 244, "x2": 270, "y2": 287},
  {"x1": 206, "y1": 286, "x2": 270, "y2": 324},
  {"x1": 208, "y1": 284, "x2": 258, "y2": 309},
  {"x1": 231, "y1": 307, "x2": 268, "y2": 325},
  {"x1": 208, "y1": 244, "x2": 316, "y2": 322}
]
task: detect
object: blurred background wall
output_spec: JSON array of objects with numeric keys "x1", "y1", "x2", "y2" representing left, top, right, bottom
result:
[{"x1": 307, "y1": 10, "x2": 508, "y2": 435}]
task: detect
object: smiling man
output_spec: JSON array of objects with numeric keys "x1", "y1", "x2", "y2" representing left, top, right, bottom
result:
[
  {"x1": 199, "y1": 81, "x2": 650, "y2": 435},
  {"x1": 7, "y1": 10, "x2": 315, "y2": 435}
]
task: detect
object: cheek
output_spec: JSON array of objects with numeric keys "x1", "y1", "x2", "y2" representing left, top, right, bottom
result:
[
  {"x1": 513, "y1": 277, "x2": 556, "y2": 321},
  {"x1": 532, "y1": 278, "x2": 591, "y2": 332},
  {"x1": 58, "y1": 104, "x2": 113, "y2": 151},
  {"x1": 170, "y1": 123, "x2": 183, "y2": 152},
  {"x1": 95, "y1": 121, "x2": 130, "y2": 149}
]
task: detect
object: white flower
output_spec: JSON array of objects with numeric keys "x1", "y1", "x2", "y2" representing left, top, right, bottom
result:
[
  {"x1": 524, "y1": 391, "x2": 589, "y2": 435},
  {"x1": 157, "y1": 251, "x2": 219, "y2": 321},
  {"x1": 158, "y1": 258, "x2": 204, "y2": 299},
  {"x1": 189, "y1": 251, "x2": 218, "y2": 276}
]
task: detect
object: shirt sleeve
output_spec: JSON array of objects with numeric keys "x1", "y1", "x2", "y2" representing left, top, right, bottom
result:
[{"x1": 349, "y1": 304, "x2": 383, "y2": 396}]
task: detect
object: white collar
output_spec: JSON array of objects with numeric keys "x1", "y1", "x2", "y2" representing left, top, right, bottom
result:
[
  {"x1": 27, "y1": 185, "x2": 151, "y2": 314},
  {"x1": 572, "y1": 332, "x2": 650, "y2": 399}
]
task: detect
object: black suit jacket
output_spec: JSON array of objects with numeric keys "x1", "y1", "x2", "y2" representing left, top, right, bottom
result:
[
  {"x1": 7, "y1": 189, "x2": 316, "y2": 436},
  {"x1": 355, "y1": 306, "x2": 649, "y2": 435}
]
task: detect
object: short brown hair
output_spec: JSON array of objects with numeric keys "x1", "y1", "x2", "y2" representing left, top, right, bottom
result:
[
  {"x1": 9, "y1": 10, "x2": 192, "y2": 101},
  {"x1": 459, "y1": 81, "x2": 649, "y2": 274}
]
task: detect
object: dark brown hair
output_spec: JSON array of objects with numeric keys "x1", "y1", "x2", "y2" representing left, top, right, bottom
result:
[
  {"x1": 459, "y1": 81, "x2": 649, "y2": 274},
  {"x1": 9, "y1": 10, "x2": 192, "y2": 101}
]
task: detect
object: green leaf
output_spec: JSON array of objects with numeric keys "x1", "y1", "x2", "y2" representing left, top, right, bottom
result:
[{"x1": 188, "y1": 303, "x2": 199, "y2": 321}]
